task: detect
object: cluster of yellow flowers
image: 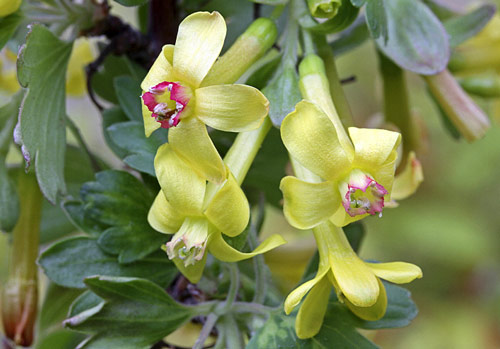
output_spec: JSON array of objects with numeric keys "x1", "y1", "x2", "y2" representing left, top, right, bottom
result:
[{"x1": 141, "y1": 11, "x2": 423, "y2": 338}]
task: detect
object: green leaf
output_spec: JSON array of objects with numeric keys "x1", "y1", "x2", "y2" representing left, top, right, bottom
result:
[
  {"x1": 91, "y1": 54, "x2": 145, "y2": 104},
  {"x1": 373, "y1": 0, "x2": 449, "y2": 75},
  {"x1": 16, "y1": 24, "x2": 73, "y2": 203},
  {"x1": 330, "y1": 20, "x2": 370, "y2": 56},
  {"x1": 65, "y1": 276, "x2": 195, "y2": 349},
  {"x1": 80, "y1": 171, "x2": 154, "y2": 229},
  {"x1": 0, "y1": 93, "x2": 23, "y2": 232},
  {"x1": 76, "y1": 170, "x2": 167, "y2": 262},
  {"x1": 38, "y1": 237, "x2": 177, "y2": 288},
  {"x1": 0, "y1": 11, "x2": 23, "y2": 51},
  {"x1": 300, "y1": 0, "x2": 360, "y2": 35},
  {"x1": 114, "y1": 0, "x2": 149, "y2": 6},
  {"x1": 365, "y1": 0, "x2": 387, "y2": 40},
  {"x1": 37, "y1": 283, "x2": 83, "y2": 337},
  {"x1": 263, "y1": 64, "x2": 302, "y2": 127},
  {"x1": 101, "y1": 107, "x2": 129, "y2": 159},
  {"x1": 35, "y1": 329, "x2": 85, "y2": 349},
  {"x1": 107, "y1": 121, "x2": 167, "y2": 176},
  {"x1": 69, "y1": 291, "x2": 104, "y2": 318},
  {"x1": 114, "y1": 76, "x2": 143, "y2": 121},
  {"x1": 247, "y1": 306, "x2": 378, "y2": 348},
  {"x1": 444, "y1": 4, "x2": 496, "y2": 47}
]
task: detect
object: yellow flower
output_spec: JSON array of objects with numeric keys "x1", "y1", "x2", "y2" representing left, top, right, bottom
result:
[
  {"x1": 280, "y1": 100, "x2": 401, "y2": 228},
  {"x1": 148, "y1": 143, "x2": 285, "y2": 283},
  {"x1": 0, "y1": 50, "x2": 20, "y2": 93},
  {"x1": 0, "y1": 0, "x2": 21, "y2": 17},
  {"x1": 141, "y1": 12, "x2": 270, "y2": 184},
  {"x1": 66, "y1": 38, "x2": 94, "y2": 97},
  {"x1": 285, "y1": 221, "x2": 422, "y2": 339}
]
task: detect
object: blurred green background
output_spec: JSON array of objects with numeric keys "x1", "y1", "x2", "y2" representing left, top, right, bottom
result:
[{"x1": 2, "y1": 2, "x2": 500, "y2": 348}]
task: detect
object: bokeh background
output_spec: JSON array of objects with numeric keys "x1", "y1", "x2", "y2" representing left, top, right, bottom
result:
[{"x1": 1, "y1": 2, "x2": 500, "y2": 348}]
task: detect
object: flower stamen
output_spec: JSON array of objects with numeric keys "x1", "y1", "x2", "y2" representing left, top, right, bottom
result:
[{"x1": 341, "y1": 169, "x2": 388, "y2": 217}]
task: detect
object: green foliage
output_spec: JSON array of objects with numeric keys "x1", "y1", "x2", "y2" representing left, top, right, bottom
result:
[
  {"x1": 0, "y1": 92, "x2": 23, "y2": 232},
  {"x1": 16, "y1": 24, "x2": 73, "y2": 203},
  {"x1": 0, "y1": 11, "x2": 23, "y2": 51},
  {"x1": 107, "y1": 121, "x2": 167, "y2": 176},
  {"x1": 299, "y1": 0, "x2": 359, "y2": 34},
  {"x1": 444, "y1": 4, "x2": 496, "y2": 47},
  {"x1": 372, "y1": 0, "x2": 449, "y2": 75},
  {"x1": 67, "y1": 170, "x2": 168, "y2": 263},
  {"x1": 38, "y1": 237, "x2": 177, "y2": 289},
  {"x1": 330, "y1": 20, "x2": 369, "y2": 56},
  {"x1": 114, "y1": 76, "x2": 143, "y2": 122},
  {"x1": 64, "y1": 276, "x2": 195, "y2": 349}
]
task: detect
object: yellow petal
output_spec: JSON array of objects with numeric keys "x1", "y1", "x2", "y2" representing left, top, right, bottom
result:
[
  {"x1": 204, "y1": 173, "x2": 249, "y2": 237},
  {"x1": 320, "y1": 222, "x2": 379, "y2": 307},
  {"x1": 209, "y1": 231, "x2": 286, "y2": 263},
  {"x1": 348, "y1": 127, "x2": 401, "y2": 173},
  {"x1": 295, "y1": 276, "x2": 331, "y2": 339},
  {"x1": 0, "y1": 0, "x2": 21, "y2": 17},
  {"x1": 173, "y1": 11, "x2": 226, "y2": 88},
  {"x1": 169, "y1": 116, "x2": 226, "y2": 183},
  {"x1": 366, "y1": 262, "x2": 423, "y2": 284},
  {"x1": 195, "y1": 84, "x2": 268, "y2": 132},
  {"x1": 172, "y1": 252, "x2": 208, "y2": 284},
  {"x1": 0, "y1": 71, "x2": 20, "y2": 93},
  {"x1": 391, "y1": 151, "x2": 424, "y2": 200},
  {"x1": 281, "y1": 100, "x2": 352, "y2": 181},
  {"x1": 284, "y1": 261, "x2": 330, "y2": 315},
  {"x1": 154, "y1": 143, "x2": 206, "y2": 216},
  {"x1": 344, "y1": 277, "x2": 387, "y2": 321},
  {"x1": 280, "y1": 176, "x2": 340, "y2": 229},
  {"x1": 142, "y1": 101, "x2": 161, "y2": 137},
  {"x1": 148, "y1": 191, "x2": 185, "y2": 234},
  {"x1": 141, "y1": 45, "x2": 175, "y2": 91}
]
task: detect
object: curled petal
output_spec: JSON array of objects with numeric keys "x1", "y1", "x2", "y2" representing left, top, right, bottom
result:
[
  {"x1": 295, "y1": 276, "x2": 331, "y2": 339},
  {"x1": 320, "y1": 222, "x2": 379, "y2": 307},
  {"x1": 344, "y1": 277, "x2": 387, "y2": 321},
  {"x1": 141, "y1": 45, "x2": 175, "y2": 91},
  {"x1": 195, "y1": 84, "x2": 268, "y2": 132},
  {"x1": 173, "y1": 11, "x2": 226, "y2": 88},
  {"x1": 281, "y1": 100, "x2": 352, "y2": 181},
  {"x1": 391, "y1": 152, "x2": 424, "y2": 200},
  {"x1": 171, "y1": 252, "x2": 208, "y2": 284},
  {"x1": 154, "y1": 143, "x2": 206, "y2": 216},
  {"x1": 284, "y1": 260, "x2": 330, "y2": 315},
  {"x1": 148, "y1": 191, "x2": 185, "y2": 234},
  {"x1": 142, "y1": 101, "x2": 161, "y2": 137},
  {"x1": 366, "y1": 262, "x2": 423, "y2": 284},
  {"x1": 168, "y1": 116, "x2": 226, "y2": 183},
  {"x1": 204, "y1": 173, "x2": 249, "y2": 237},
  {"x1": 280, "y1": 176, "x2": 340, "y2": 229},
  {"x1": 209, "y1": 231, "x2": 286, "y2": 263}
]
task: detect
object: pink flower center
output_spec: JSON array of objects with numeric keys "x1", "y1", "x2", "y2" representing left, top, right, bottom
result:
[
  {"x1": 341, "y1": 171, "x2": 388, "y2": 217},
  {"x1": 141, "y1": 81, "x2": 191, "y2": 129}
]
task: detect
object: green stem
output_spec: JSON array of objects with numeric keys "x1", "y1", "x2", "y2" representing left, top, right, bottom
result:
[
  {"x1": 223, "y1": 118, "x2": 272, "y2": 185},
  {"x1": 190, "y1": 300, "x2": 217, "y2": 316},
  {"x1": 302, "y1": 29, "x2": 315, "y2": 56},
  {"x1": 270, "y1": 4, "x2": 286, "y2": 20},
  {"x1": 314, "y1": 34, "x2": 354, "y2": 127},
  {"x1": 232, "y1": 302, "x2": 275, "y2": 315},
  {"x1": 193, "y1": 313, "x2": 219, "y2": 349},
  {"x1": 223, "y1": 314, "x2": 244, "y2": 349},
  {"x1": 220, "y1": 263, "x2": 240, "y2": 313},
  {"x1": 248, "y1": 196, "x2": 266, "y2": 304},
  {"x1": 283, "y1": 0, "x2": 300, "y2": 66},
  {"x1": 379, "y1": 52, "x2": 417, "y2": 168}
]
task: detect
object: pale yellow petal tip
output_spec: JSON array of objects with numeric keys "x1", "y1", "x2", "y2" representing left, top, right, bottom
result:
[
  {"x1": 367, "y1": 261, "x2": 423, "y2": 284},
  {"x1": 142, "y1": 100, "x2": 161, "y2": 137},
  {"x1": 0, "y1": 0, "x2": 21, "y2": 17},
  {"x1": 391, "y1": 151, "x2": 424, "y2": 201}
]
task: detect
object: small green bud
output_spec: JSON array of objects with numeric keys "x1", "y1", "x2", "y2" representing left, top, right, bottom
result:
[
  {"x1": 458, "y1": 74, "x2": 500, "y2": 98},
  {"x1": 307, "y1": 0, "x2": 341, "y2": 19},
  {"x1": 202, "y1": 18, "x2": 278, "y2": 86}
]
